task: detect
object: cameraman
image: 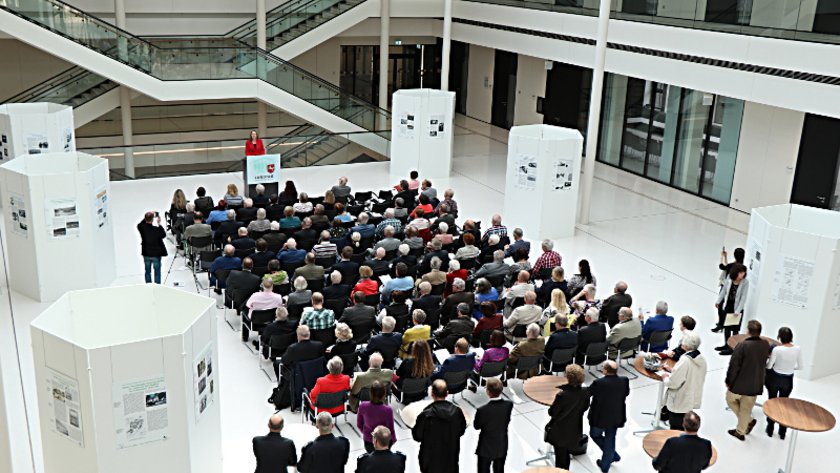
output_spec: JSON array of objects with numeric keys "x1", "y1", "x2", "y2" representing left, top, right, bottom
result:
[{"x1": 137, "y1": 211, "x2": 167, "y2": 284}]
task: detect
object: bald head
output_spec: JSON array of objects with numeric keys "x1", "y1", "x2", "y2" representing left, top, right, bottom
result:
[
  {"x1": 268, "y1": 414, "x2": 284, "y2": 432},
  {"x1": 615, "y1": 281, "x2": 628, "y2": 294},
  {"x1": 491, "y1": 214, "x2": 502, "y2": 225}
]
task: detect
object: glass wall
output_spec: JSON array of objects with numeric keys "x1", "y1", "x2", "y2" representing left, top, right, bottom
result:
[{"x1": 597, "y1": 73, "x2": 745, "y2": 205}]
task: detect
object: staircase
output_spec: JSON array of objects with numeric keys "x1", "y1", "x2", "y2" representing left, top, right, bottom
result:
[{"x1": 0, "y1": 0, "x2": 388, "y2": 158}]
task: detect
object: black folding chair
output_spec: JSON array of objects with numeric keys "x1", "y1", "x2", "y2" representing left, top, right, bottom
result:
[
  {"x1": 544, "y1": 346, "x2": 577, "y2": 374},
  {"x1": 612, "y1": 335, "x2": 642, "y2": 379},
  {"x1": 443, "y1": 370, "x2": 471, "y2": 400},
  {"x1": 583, "y1": 341, "x2": 609, "y2": 378},
  {"x1": 392, "y1": 376, "x2": 430, "y2": 404}
]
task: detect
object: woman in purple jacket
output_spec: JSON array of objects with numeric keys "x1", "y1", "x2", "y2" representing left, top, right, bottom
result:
[
  {"x1": 356, "y1": 381, "x2": 396, "y2": 452},
  {"x1": 474, "y1": 330, "x2": 510, "y2": 372}
]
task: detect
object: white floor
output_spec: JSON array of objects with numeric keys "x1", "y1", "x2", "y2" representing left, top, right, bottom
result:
[{"x1": 1, "y1": 115, "x2": 837, "y2": 473}]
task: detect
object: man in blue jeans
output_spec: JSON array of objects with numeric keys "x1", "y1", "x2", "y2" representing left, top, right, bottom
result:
[
  {"x1": 136, "y1": 211, "x2": 168, "y2": 284},
  {"x1": 588, "y1": 360, "x2": 630, "y2": 472}
]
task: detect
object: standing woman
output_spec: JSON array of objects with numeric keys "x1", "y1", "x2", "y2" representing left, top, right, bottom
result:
[
  {"x1": 715, "y1": 264, "x2": 748, "y2": 356},
  {"x1": 713, "y1": 247, "x2": 745, "y2": 332},
  {"x1": 245, "y1": 130, "x2": 265, "y2": 156},
  {"x1": 545, "y1": 364, "x2": 591, "y2": 469},
  {"x1": 356, "y1": 381, "x2": 396, "y2": 453},
  {"x1": 765, "y1": 327, "x2": 802, "y2": 439},
  {"x1": 567, "y1": 259, "x2": 596, "y2": 299}
]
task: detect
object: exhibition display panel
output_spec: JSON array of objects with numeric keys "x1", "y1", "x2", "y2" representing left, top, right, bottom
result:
[
  {"x1": 390, "y1": 89, "x2": 456, "y2": 181},
  {"x1": 0, "y1": 103, "x2": 75, "y2": 162},
  {"x1": 503, "y1": 124, "x2": 583, "y2": 240},
  {"x1": 0, "y1": 152, "x2": 115, "y2": 302},
  {"x1": 30, "y1": 284, "x2": 220, "y2": 473},
  {"x1": 744, "y1": 204, "x2": 840, "y2": 379}
]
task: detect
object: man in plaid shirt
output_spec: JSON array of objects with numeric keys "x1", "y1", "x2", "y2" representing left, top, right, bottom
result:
[
  {"x1": 375, "y1": 209, "x2": 402, "y2": 239},
  {"x1": 532, "y1": 239, "x2": 562, "y2": 276},
  {"x1": 301, "y1": 292, "x2": 335, "y2": 330},
  {"x1": 482, "y1": 214, "x2": 508, "y2": 242}
]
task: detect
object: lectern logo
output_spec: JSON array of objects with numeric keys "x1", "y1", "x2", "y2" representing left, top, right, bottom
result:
[{"x1": 267, "y1": 164, "x2": 275, "y2": 174}]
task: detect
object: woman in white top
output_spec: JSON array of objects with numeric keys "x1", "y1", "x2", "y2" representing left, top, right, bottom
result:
[{"x1": 765, "y1": 326, "x2": 802, "y2": 439}]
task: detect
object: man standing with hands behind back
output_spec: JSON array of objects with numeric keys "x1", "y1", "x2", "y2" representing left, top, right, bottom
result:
[
  {"x1": 473, "y1": 377, "x2": 513, "y2": 473},
  {"x1": 588, "y1": 360, "x2": 630, "y2": 472},
  {"x1": 137, "y1": 211, "x2": 167, "y2": 284},
  {"x1": 412, "y1": 380, "x2": 467, "y2": 473}
]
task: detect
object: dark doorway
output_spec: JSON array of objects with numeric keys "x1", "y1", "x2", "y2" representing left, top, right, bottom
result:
[
  {"x1": 448, "y1": 41, "x2": 469, "y2": 115},
  {"x1": 341, "y1": 44, "x2": 440, "y2": 108},
  {"x1": 813, "y1": 1, "x2": 840, "y2": 35},
  {"x1": 491, "y1": 49, "x2": 518, "y2": 129},
  {"x1": 791, "y1": 114, "x2": 840, "y2": 209},
  {"x1": 705, "y1": 0, "x2": 741, "y2": 25},
  {"x1": 542, "y1": 62, "x2": 592, "y2": 134}
]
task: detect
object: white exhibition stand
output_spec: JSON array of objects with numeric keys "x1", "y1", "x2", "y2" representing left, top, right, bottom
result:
[
  {"x1": 31, "y1": 285, "x2": 220, "y2": 473},
  {"x1": 503, "y1": 125, "x2": 583, "y2": 240},
  {"x1": 0, "y1": 152, "x2": 115, "y2": 302},
  {"x1": 0, "y1": 103, "x2": 75, "y2": 162},
  {"x1": 390, "y1": 88, "x2": 455, "y2": 181},
  {"x1": 744, "y1": 204, "x2": 840, "y2": 380}
]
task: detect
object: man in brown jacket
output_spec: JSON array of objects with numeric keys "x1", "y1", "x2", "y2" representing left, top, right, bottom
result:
[
  {"x1": 724, "y1": 319, "x2": 770, "y2": 440},
  {"x1": 348, "y1": 352, "x2": 394, "y2": 412},
  {"x1": 507, "y1": 323, "x2": 545, "y2": 379}
]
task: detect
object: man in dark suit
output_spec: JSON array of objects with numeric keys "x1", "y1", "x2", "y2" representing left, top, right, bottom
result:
[
  {"x1": 215, "y1": 210, "x2": 242, "y2": 244},
  {"x1": 261, "y1": 222, "x2": 287, "y2": 248},
  {"x1": 252, "y1": 413, "x2": 296, "y2": 473},
  {"x1": 363, "y1": 248, "x2": 391, "y2": 275},
  {"x1": 277, "y1": 325, "x2": 324, "y2": 379},
  {"x1": 237, "y1": 199, "x2": 258, "y2": 225},
  {"x1": 544, "y1": 314, "x2": 578, "y2": 371},
  {"x1": 231, "y1": 227, "x2": 257, "y2": 250},
  {"x1": 393, "y1": 181, "x2": 416, "y2": 210},
  {"x1": 473, "y1": 378, "x2": 513, "y2": 473},
  {"x1": 358, "y1": 316, "x2": 402, "y2": 370},
  {"x1": 339, "y1": 292, "x2": 377, "y2": 340},
  {"x1": 588, "y1": 361, "x2": 631, "y2": 472},
  {"x1": 293, "y1": 218, "x2": 319, "y2": 251},
  {"x1": 600, "y1": 281, "x2": 632, "y2": 328},
  {"x1": 575, "y1": 308, "x2": 607, "y2": 365},
  {"x1": 322, "y1": 271, "x2": 351, "y2": 301},
  {"x1": 653, "y1": 411, "x2": 712, "y2": 473},
  {"x1": 249, "y1": 239, "x2": 275, "y2": 268},
  {"x1": 299, "y1": 412, "x2": 350, "y2": 473},
  {"x1": 418, "y1": 240, "x2": 450, "y2": 274},
  {"x1": 355, "y1": 425, "x2": 406, "y2": 473},
  {"x1": 412, "y1": 282, "x2": 442, "y2": 330},
  {"x1": 439, "y1": 280, "x2": 473, "y2": 325},
  {"x1": 333, "y1": 246, "x2": 360, "y2": 283},
  {"x1": 434, "y1": 304, "x2": 475, "y2": 353},
  {"x1": 226, "y1": 258, "x2": 261, "y2": 323}
]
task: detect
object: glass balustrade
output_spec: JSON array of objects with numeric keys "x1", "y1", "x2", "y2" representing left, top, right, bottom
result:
[
  {"x1": 0, "y1": 0, "x2": 391, "y2": 131},
  {"x1": 3, "y1": 66, "x2": 113, "y2": 106},
  {"x1": 466, "y1": 0, "x2": 840, "y2": 44},
  {"x1": 80, "y1": 130, "x2": 391, "y2": 181}
]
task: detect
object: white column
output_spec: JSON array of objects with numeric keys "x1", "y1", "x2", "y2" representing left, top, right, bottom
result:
[
  {"x1": 114, "y1": 0, "x2": 128, "y2": 62},
  {"x1": 440, "y1": 0, "x2": 453, "y2": 91},
  {"x1": 119, "y1": 86, "x2": 135, "y2": 178},
  {"x1": 577, "y1": 0, "x2": 611, "y2": 225},
  {"x1": 256, "y1": 0, "x2": 268, "y2": 137},
  {"x1": 378, "y1": 0, "x2": 390, "y2": 110}
]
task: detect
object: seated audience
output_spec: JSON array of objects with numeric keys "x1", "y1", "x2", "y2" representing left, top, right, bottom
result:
[
  {"x1": 440, "y1": 278, "x2": 473, "y2": 325},
  {"x1": 408, "y1": 209, "x2": 431, "y2": 231},
  {"x1": 325, "y1": 323, "x2": 357, "y2": 357},
  {"x1": 455, "y1": 233, "x2": 481, "y2": 261},
  {"x1": 473, "y1": 250, "x2": 509, "y2": 282},
  {"x1": 206, "y1": 200, "x2": 229, "y2": 225},
  {"x1": 294, "y1": 253, "x2": 325, "y2": 281},
  {"x1": 333, "y1": 246, "x2": 360, "y2": 282},
  {"x1": 349, "y1": 353, "x2": 394, "y2": 413},
  {"x1": 313, "y1": 231, "x2": 338, "y2": 260},
  {"x1": 237, "y1": 198, "x2": 258, "y2": 224},
  {"x1": 377, "y1": 290, "x2": 410, "y2": 326},
  {"x1": 473, "y1": 301, "x2": 504, "y2": 338},
  {"x1": 307, "y1": 356, "x2": 351, "y2": 418},
  {"x1": 250, "y1": 239, "x2": 275, "y2": 268},
  {"x1": 286, "y1": 277, "x2": 313, "y2": 307},
  {"x1": 419, "y1": 239, "x2": 450, "y2": 274},
  {"x1": 540, "y1": 288, "x2": 572, "y2": 335},
  {"x1": 435, "y1": 303, "x2": 476, "y2": 352},
  {"x1": 433, "y1": 188, "x2": 458, "y2": 217},
  {"x1": 261, "y1": 221, "x2": 287, "y2": 247},
  {"x1": 301, "y1": 292, "x2": 336, "y2": 330},
  {"x1": 351, "y1": 212, "x2": 375, "y2": 239},
  {"x1": 567, "y1": 259, "x2": 597, "y2": 299},
  {"x1": 184, "y1": 212, "x2": 212, "y2": 242},
  {"x1": 504, "y1": 227, "x2": 529, "y2": 258},
  {"x1": 280, "y1": 206, "x2": 301, "y2": 229},
  {"x1": 252, "y1": 183, "x2": 269, "y2": 206},
  {"x1": 482, "y1": 214, "x2": 508, "y2": 242},
  {"x1": 531, "y1": 239, "x2": 562, "y2": 277},
  {"x1": 224, "y1": 183, "x2": 244, "y2": 208},
  {"x1": 544, "y1": 314, "x2": 578, "y2": 371},
  {"x1": 641, "y1": 300, "x2": 675, "y2": 352},
  {"x1": 432, "y1": 337, "x2": 476, "y2": 380},
  {"x1": 420, "y1": 179, "x2": 437, "y2": 201},
  {"x1": 506, "y1": 323, "x2": 545, "y2": 379},
  {"x1": 381, "y1": 263, "x2": 414, "y2": 303},
  {"x1": 322, "y1": 271, "x2": 350, "y2": 301},
  {"x1": 606, "y1": 307, "x2": 642, "y2": 358},
  {"x1": 505, "y1": 247, "x2": 532, "y2": 287},
  {"x1": 363, "y1": 248, "x2": 390, "y2": 276},
  {"x1": 402, "y1": 226, "x2": 425, "y2": 250},
  {"x1": 209, "y1": 244, "x2": 242, "y2": 288},
  {"x1": 394, "y1": 339, "x2": 435, "y2": 403},
  {"x1": 662, "y1": 316, "x2": 697, "y2": 362},
  {"x1": 294, "y1": 192, "x2": 313, "y2": 214},
  {"x1": 472, "y1": 330, "x2": 509, "y2": 375},
  {"x1": 417, "y1": 256, "x2": 447, "y2": 287},
  {"x1": 193, "y1": 186, "x2": 214, "y2": 216},
  {"x1": 279, "y1": 181, "x2": 298, "y2": 206},
  {"x1": 331, "y1": 176, "x2": 351, "y2": 202},
  {"x1": 570, "y1": 284, "x2": 602, "y2": 327},
  {"x1": 278, "y1": 325, "x2": 324, "y2": 380},
  {"x1": 505, "y1": 270, "x2": 535, "y2": 316},
  {"x1": 473, "y1": 278, "x2": 499, "y2": 319},
  {"x1": 276, "y1": 238, "x2": 306, "y2": 264},
  {"x1": 444, "y1": 260, "x2": 468, "y2": 297},
  {"x1": 375, "y1": 210, "x2": 402, "y2": 239},
  {"x1": 349, "y1": 268, "x2": 377, "y2": 301},
  {"x1": 231, "y1": 227, "x2": 256, "y2": 250},
  {"x1": 410, "y1": 194, "x2": 434, "y2": 219},
  {"x1": 537, "y1": 267, "x2": 569, "y2": 308},
  {"x1": 401, "y1": 309, "x2": 431, "y2": 358},
  {"x1": 505, "y1": 291, "x2": 541, "y2": 341},
  {"x1": 360, "y1": 316, "x2": 402, "y2": 370},
  {"x1": 260, "y1": 306, "x2": 297, "y2": 359},
  {"x1": 411, "y1": 282, "x2": 442, "y2": 329},
  {"x1": 372, "y1": 226, "x2": 401, "y2": 254},
  {"x1": 293, "y1": 219, "x2": 319, "y2": 251},
  {"x1": 575, "y1": 308, "x2": 607, "y2": 364},
  {"x1": 334, "y1": 203, "x2": 353, "y2": 223},
  {"x1": 600, "y1": 280, "x2": 632, "y2": 327},
  {"x1": 391, "y1": 244, "x2": 418, "y2": 274},
  {"x1": 244, "y1": 277, "x2": 285, "y2": 341},
  {"x1": 356, "y1": 383, "x2": 397, "y2": 454}
]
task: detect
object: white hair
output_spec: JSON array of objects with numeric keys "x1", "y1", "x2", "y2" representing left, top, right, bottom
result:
[
  {"x1": 330, "y1": 271, "x2": 342, "y2": 284},
  {"x1": 382, "y1": 316, "x2": 396, "y2": 332},
  {"x1": 369, "y1": 352, "x2": 383, "y2": 369},
  {"x1": 255, "y1": 184, "x2": 265, "y2": 194},
  {"x1": 542, "y1": 239, "x2": 554, "y2": 251},
  {"x1": 316, "y1": 412, "x2": 333, "y2": 433},
  {"x1": 583, "y1": 284, "x2": 597, "y2": 297},
  {"x1": 682, "y1": 331, "x2": 701, "y2": 351},
  {"x1": 293, "y1": 276, "x2": 308, "y2": 291},
  {"x1": 438, "y1": 222, "x2": 449, "y2": 233},
  {"x1": 270, "y1": 221, "x2": 280, "y2": 231},
  {"x1": 399, "y1": 244, "x2": 410, "y2": 256},
  {"x1": 656, "y1": 300, "x2": 669, "y2": 314},
  {"x1": 257, "y1": 208, "x2": 266, "y2": 219},
  {"x1": 286, "y1": 238, "x2": 297, "y2": 249},
  {"x1": 488, "y1": 234, "x2": 500, "y2": 245},
  {"x1": 526, "y1": 323, "x2": 541, "y2": 339},
  {"x1": 449, "y1": 259, "x2": 461, "y2": 271},
  {"x1": 327, "y1": 356, "x2": 344, "y2": 375},
  {"x1": 452, "y1": 277, "x2": 465, "y2": 290},
  {"x1": 358, "y1": 213, "x2": 369, "y2": 224}
]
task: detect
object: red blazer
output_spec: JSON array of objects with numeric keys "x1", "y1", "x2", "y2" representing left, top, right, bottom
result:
[
  {"x1": 309, "y1": 373, "x2": 350, "y2": 414},
  {"x1": 352, "y1": 278, "x2": 379, "y2": 296},
  {"x1": 245, "y1": 139, "x2": 265, "y2": 156},
  {"x1": 473, "y1": 313, "x2": 503, "y2": 336}
]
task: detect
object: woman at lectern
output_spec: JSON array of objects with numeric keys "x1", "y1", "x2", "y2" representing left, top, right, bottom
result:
[{"x1": 245, "y1": 130, "x2": 265, "y2": 156}]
